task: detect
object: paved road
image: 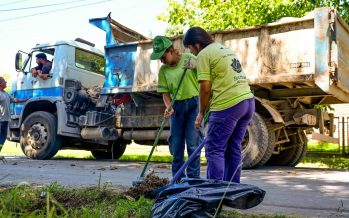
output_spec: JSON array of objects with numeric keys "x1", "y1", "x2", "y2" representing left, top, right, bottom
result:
[{"x1": 0, "y1": 155, "x2": 348, "y2": 217}]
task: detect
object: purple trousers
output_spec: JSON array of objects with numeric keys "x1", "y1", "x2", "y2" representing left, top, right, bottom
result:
[{"x1": 205, "y1": 98, "x2": 255, "y2": 183}]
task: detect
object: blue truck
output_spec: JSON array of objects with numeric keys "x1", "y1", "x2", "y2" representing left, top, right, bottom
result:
[{"x1": 9, "y1": 7, "x2": 349, "y2": 168}]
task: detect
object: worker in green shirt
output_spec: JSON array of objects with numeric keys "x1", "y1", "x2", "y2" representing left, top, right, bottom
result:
[
  {"x1": 151, "y1": 36, "x2": 203, "y2": 182},
  {"x1": 183, "y1": 27, "x2": 255, "y2": 183}
]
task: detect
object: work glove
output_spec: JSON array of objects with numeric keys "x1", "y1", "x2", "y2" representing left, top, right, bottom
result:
[{"x1": 184, "y1": 58, "x2": 197, "y2": 69}]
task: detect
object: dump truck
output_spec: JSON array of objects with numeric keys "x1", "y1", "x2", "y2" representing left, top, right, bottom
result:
[
  {"x1": 9, "y1": 39, "x2": 106, "y2": 159},
  {"x1": 9, "y1": 7, "x2": 349, "y2": 168}
]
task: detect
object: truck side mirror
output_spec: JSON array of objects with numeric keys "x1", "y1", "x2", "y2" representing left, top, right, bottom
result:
[{"x1": 15, "y1": 52, "x2": 22, "y2": 72}]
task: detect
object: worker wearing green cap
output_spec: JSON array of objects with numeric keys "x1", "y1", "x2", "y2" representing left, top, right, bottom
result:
[{"x1": 151, "y1": 35, "x2": 203, "y2": 181}]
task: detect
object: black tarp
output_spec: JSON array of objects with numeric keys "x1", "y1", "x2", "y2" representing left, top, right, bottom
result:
[{"x1": 151, "y1": 178, "x2": 265, "y2": 218}]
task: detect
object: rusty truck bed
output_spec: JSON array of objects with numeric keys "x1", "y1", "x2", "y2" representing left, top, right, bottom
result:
[{"x1": 90, "y1": 7, "x2": 349, "y2": 105}]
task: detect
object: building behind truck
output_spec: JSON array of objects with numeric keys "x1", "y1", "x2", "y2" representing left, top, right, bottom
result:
[{"x1": 8, "y1": 7, "x2": 349, "y2": 168}]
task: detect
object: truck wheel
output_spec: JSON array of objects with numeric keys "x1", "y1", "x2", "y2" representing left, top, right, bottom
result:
[
  {"x1": 257, "y1": 117, "x2": 275, "y2": 166},
  {"x1": 289, "y1": 131, "x2": 307, "y2": 166},
  {"x1": 91, "y1": 140, "x2": 127, "y2": 159},
  {"x1": 20, "y1": 111, "x2": 61, "y2": 160},
  {"x1": 242, "y1": 113, "x2": 269, "y2": 169},
  {"x1": 266, "y1": 129, "x2": 306, "y2": 166}
]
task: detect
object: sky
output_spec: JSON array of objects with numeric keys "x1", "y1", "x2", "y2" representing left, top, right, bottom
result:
[{"x1": 0, "y1": 0, "x2": 169, "y2": 78}]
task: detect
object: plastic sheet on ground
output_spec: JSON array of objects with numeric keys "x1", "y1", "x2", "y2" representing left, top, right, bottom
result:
[{"x1": 150, "y1": 178, "x2": 265, "y2": 218}]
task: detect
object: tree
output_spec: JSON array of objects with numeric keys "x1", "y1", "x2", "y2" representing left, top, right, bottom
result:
[{"x1": 158, "y1": 0, "x2": 349, "y2": 36}]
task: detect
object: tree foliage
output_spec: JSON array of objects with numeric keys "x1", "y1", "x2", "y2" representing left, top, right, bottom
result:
[{"x1": 158, "y1": 0, "x2": 349, "y2": 36}]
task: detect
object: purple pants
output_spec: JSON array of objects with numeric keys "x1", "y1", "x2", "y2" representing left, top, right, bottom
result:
[{"x1": 205, "y1": 98, "x2": 255, "y2": 183}]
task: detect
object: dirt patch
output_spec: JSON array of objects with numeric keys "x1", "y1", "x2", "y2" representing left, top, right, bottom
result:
[
  {"x1": 27, "y1": 185, "x2": 128, "y2": 212},
  {"x1": 124, "y1": 172, "x2": 169, "y2": 199}
]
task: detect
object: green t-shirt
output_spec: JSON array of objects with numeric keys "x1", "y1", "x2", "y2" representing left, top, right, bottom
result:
[
  {"x1": 197, "y1": 43, "x2": 254, "y2": 111},
  {"x1": 157, "y1": 53, "x2": 199, "y2": 100}
]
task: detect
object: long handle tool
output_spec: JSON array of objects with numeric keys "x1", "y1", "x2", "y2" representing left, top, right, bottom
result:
[{"x1": 132, "y1": 67, "x2": 189, "y2": 185}]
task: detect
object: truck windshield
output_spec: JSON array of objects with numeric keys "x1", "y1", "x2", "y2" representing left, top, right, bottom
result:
[{"x1": 75, "y1": 48, "x2": 105, "y2": 75}]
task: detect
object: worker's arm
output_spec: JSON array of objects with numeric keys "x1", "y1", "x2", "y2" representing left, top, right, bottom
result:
[
  {"x1": 31, "y1": 68, "x2": 38, "y2": 77},
  {"x1": 195, "y1": 80, "x2": 211, "y2": 129},
  {"x1": 38, "y1": 72, "x2": 49, "y2": 80},
  {"x1": 13, "y1": 98, "x2": 28, "y2": 103},
  {"x1": 10, "y1": 96, "x2": 28, "y2": 103},
  {"x1": 162, "y1": 92, "x2": 174, "y2": 118},
  {"x1": 38, "y1": 63, "x2": 52, "y2": 80}
]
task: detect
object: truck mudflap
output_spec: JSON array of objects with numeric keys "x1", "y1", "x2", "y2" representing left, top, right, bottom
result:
[{"x1": 255, "y1": 97, "x2": 284, "y2": 123}]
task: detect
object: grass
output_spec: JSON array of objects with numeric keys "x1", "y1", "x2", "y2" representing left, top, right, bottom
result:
[
  {"x1": 1, "y1": 141, "x2": 348, "y2": 170},
  {"x1": 307, "y1": 141, "x2": 341, "y2": 153},
  {"x1": 0, "y1": 183, "x2": 297, "y2": 218},
  {"x1": 1, "y1": 141, "x2": 94, "y2": 159},
  {"x1": 0, "y1": 183, "x2": 153, "y2": 218},
  {"x1": 0, "y1": 141, "x2": 206, "y2": 163},
  {"x1": 297, "y1": 156, "x2": 349, "y2": 169},
  {"x1": 1, "y1": 141, "x2": 342, "y2": 217}
]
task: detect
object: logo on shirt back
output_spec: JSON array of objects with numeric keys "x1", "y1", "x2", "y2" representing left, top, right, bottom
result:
[{"x1": 231, "y1": 58, "x2": 242, "y2": 73}]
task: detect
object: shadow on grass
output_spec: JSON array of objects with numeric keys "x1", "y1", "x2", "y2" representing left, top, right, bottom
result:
[{"x1": 299, "y1": 156, "x2": 349, "y2": 170}]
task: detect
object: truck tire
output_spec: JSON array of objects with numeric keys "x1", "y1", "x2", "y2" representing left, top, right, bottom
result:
[
  {"x1": 91, "y1": 140, "x2": 127, "y2": 159},
  {"x1": 242, "y1": 113, "x2": 269, "y2": 169},
  {"x1": 266, "y1": 129, "x2": 306, "y2": 166},
  {"x1": 20, "y1": 111, "x2": 61, "y2": 160},
  {"x1": 257, "y1": 117, "x2": 275, "y2": 166},
  {"x1": 289, "y1": 131, "x2": 307, "y2": 166}
]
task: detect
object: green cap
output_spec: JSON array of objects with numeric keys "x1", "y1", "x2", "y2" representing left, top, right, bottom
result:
[{"x1": 150, "y1": 36, "x2": 173, "y2": 60}]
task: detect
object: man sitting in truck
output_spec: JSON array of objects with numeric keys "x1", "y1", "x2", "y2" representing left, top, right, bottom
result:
[{"x1": 31, "y1": 53, "x2": 52, "y2": 80}]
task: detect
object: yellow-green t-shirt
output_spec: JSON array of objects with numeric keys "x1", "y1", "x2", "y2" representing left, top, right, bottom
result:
[
  {"x1": 197, "y1": 43, "x2": 254, "y2": 111},
  {"x1": 157, "y1": 53, "x2": 199, "y2": 100}
]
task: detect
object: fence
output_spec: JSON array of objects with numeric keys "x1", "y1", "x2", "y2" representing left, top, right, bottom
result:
[
  {"x1": 308, "y1": 115, "x2": 349, "y2": 155},
  {"x1": 335, "y1": 116, "x2": 349, "y2": 155}
]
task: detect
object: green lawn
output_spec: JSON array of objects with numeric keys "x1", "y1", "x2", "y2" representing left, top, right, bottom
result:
[
  {"x1": 0, "y1": 141, "x2": 206, "y2": 162},
  {"x1": 0, "y1": 141, "x2": 94, "y2": 159},
  {"x1": 297, "y1": 156, "x2": 349, "y2": 169},
  {"x1": 1, "y1": 140, "x2": 348, "y2": 170},
  {"x1": 307, "y1": 141, "x2": 341, "y2": 153},
  {"x1": 0, "y1": 183, "x2": 298, "y2": 218}
]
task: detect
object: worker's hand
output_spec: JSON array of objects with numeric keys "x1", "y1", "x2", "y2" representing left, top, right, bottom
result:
[
  {"x1": 31, "y1": 68, "x2": 38, "y2": 77},
  {"x1": 164, "y1": 107, "x2": 174, "y2": 118},
  {"x1": 39, "y1": 73, "x2": 48, "y2": 80},
  {"x1": 184, "y1": 58, "x2": 197, "y2": 69},
  {"x1": 195, "y1": 113, "x2": 204, "y2": 129}
]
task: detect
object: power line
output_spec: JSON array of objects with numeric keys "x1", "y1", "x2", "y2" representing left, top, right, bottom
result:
[
  {"x1": 0, "y1": 0, "x2": 113, "y2": 22},
  {"x1": 0, "y1": 0, "x2": 30, "y2": 7},
  {"x1": 0, "y1": 0, "x2": 93, "y2": 12}
]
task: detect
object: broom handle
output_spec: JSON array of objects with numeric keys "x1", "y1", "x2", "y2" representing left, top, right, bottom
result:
[
  {"x1": 170, "y1": 111, "x2": 210, "y2": 185},
  {"x1": 170, "y1": 138, "x2": 205, "y2": 185},
  {"x1": 139, "y1": 67, "x2": 189, "y2": 178}
]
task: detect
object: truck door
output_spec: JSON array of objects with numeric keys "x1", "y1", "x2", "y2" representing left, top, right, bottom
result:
[
  {"x1": 13, "y1": 54, "x2": 34, "y2": 115},
  {"x1": 30, "y1": 49, "x2": 60, "y2": 97}
]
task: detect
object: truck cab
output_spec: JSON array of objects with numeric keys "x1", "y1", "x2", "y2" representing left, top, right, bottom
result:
[{"x1": 8, "y1": 39, "x2": 105, "y2": 159}]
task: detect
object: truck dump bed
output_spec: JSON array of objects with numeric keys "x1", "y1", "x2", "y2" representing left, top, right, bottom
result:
[{"x1": 90, "y1": 7, "x2": 349, "y2": 104}]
